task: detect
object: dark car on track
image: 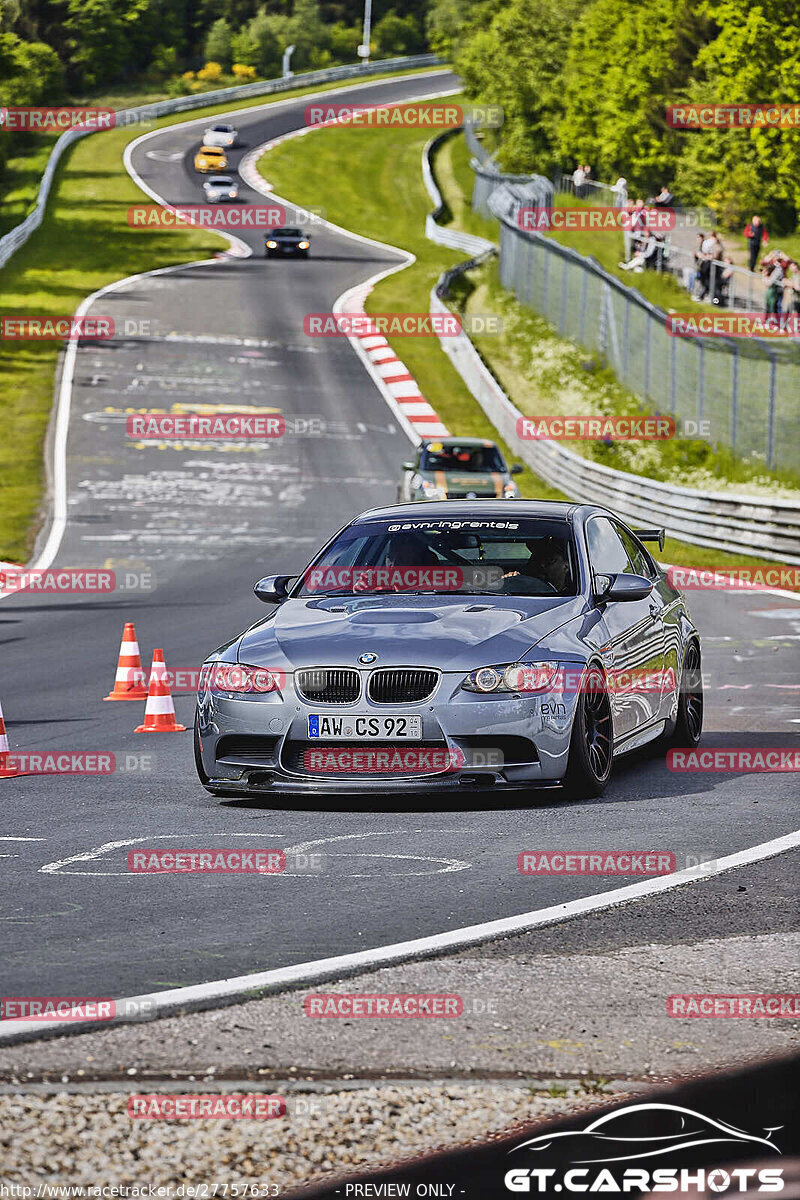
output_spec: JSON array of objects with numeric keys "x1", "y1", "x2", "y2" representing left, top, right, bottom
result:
[
  {"x1": 264, "y1": 227, "x2": 311, "y2": 258},
  {"x1": 195, "y1": 500, "x2": 703, "y2": 803},
  {"x1": 398, "y1": 436, "x2": 523, "y2": 501}
]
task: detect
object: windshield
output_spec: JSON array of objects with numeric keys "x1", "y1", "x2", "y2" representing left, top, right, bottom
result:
[
  {"x1": 271, "y1": 228, "x2": 302, "y2": 237},
  {"x1": 420, "y1": 443, "x2": 506, "y2": 473},
  {"x1": 295, "y1": 518, "x2": 578, "y2": 598}
]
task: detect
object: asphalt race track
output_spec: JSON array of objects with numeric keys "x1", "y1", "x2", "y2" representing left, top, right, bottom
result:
[{"x1": 1, "y1": 69, "x2": 799, "y2": 1002}]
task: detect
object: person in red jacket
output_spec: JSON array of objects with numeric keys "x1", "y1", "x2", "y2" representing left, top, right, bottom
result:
[{"x1": 744, "y1": 215, "x2": 768, "y2": 273}]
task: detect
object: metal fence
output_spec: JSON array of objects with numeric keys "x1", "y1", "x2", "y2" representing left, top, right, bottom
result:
[
  {"x1": 468, "y1": 165, "x2": 799, "y2": 475},
  {"x1": 0, "y1": 55, "x2": 442, "y2": 271}
]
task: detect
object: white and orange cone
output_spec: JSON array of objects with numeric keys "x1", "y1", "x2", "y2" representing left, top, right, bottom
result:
[
  {"x1": 0, "y1": 696, "x2": 26, "y2": 778},
  {"x1": 135, "y1": 650, "x2": 187, "y2": 733},
  {"x1": 104, "y1": 621, "x2": 148, "y2": 701}
]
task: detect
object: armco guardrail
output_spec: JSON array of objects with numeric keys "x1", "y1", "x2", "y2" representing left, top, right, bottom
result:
[
  {"x1": 0, "y1": 55, "x2": 441, "y2": 271},
  {"x1": 421, "y1": 138, "x2": 800, "y2": 563},
  {"x1": 422, "y1": 130, "x2": 495, "y2": 259}
]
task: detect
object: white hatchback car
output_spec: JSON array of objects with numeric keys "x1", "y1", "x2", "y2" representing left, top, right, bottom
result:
[
  {"x1": 203, "y1": 123, "x2": 239, "y2": 148},
  {"x1": 202, "y1": 175, "x2": 239, "y2": 203}
]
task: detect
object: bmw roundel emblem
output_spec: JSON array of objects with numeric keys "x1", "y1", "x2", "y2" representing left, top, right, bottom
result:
[{"x1": 358, "y1": 652, "x2": 378, "y2": 665}]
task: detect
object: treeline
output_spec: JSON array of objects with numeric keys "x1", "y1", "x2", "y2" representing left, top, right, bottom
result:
[
  {"x1": 433, "y1": 0, "x2": 799, "y2": 230},
  {"x1": 0, "y1": 0, "x2": 431, "y2": 97}
]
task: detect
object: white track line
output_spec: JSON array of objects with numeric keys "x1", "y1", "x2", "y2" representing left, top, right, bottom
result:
[{"x1": 1, "y1": 827, "x2": 799, "y2": 1045}]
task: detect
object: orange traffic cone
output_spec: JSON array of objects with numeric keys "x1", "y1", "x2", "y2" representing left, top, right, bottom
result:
[
  {"x1": 0, "y1": 695, "x2": 25, "y2": 778},
  {"x1": 135, "y1": 650, "x2": 187, "y2": 733},
  {"x1": 104, "y1": 622, "x2": 148, "y2": 701}
]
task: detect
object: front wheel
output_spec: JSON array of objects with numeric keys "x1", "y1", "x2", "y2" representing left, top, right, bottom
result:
[{"x1": 563, "y1": 665, "x2": 613, "y2": 799}]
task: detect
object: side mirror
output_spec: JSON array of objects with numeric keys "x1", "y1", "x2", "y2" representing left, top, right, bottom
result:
[
  {"x1": 511, "y1": 463, "x2": 524, "y2": 475},
  {"x1": 597, "y1": 572, "x2": 654, "y2": 602},
  {"x1": 401, "y1": 461, "x2": 415, "y2": 472},
  {"x1": 254, "y1": 575, "x2": 293, "y2": 603}
]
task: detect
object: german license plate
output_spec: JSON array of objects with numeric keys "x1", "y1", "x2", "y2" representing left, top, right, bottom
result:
[{"x1": 307, "y1": 714, "x2": 422, "y2": 740}]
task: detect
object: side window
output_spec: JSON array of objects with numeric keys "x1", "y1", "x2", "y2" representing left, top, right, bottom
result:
[
  {"x1": 585, "y1": 517, "x2": 630, "y2": 576},
  {"x1": 616, "y1": 525, "x2": 656, "y2": 578}
]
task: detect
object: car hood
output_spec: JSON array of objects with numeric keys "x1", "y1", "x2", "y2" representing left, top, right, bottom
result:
[{"x1": 237, "y1": 594, "x2": 587, "y2": 671}]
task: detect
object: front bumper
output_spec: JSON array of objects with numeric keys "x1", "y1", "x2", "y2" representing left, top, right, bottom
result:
[{"x1": 196, "y1": 674, "x2": 578, "y2": 796}]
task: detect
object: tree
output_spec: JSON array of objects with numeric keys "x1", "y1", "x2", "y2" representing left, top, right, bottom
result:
[
  {"x1": 456, "y1": 0, "x2": 582, "y2": 174},
  {"x1": 231, "y1": 5, "x2": 280, "y2": 76},
  {"x1": 425, "y1": 0, "x2": 478, "y2": 59},
  {"x1": 204, "y1": 17, "x2": 233, "y2": 69},
  {"x1": 327, "y1": 20, "x2": 360, "y2": 62},
  {"x1": 373, "y1": 10, "x2": 424, "y2": 58},
  {"x1": 554, "y1": 0, "x2": 710, "y2": 195},
  {"x1": 288, "y1": 0, "x2": 327, "y2": 69},
  {"x1": 674, "y1": 0, "x2": 800, "y2": 227}
]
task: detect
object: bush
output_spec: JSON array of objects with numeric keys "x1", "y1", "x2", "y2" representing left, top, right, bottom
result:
[
  {"x1": 197, "y1": 61, "x2": 223, "y2": 82},
  {"x1": 232, "y1": 62, "x2": 257, "y2": 80}
]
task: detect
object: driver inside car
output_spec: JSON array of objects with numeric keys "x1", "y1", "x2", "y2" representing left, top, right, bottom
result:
[
  {"x1": 353, "y1": 532, "x2": 438, "y2": 592},
  {"x1": 503, "y1": 536, "x2": 570, "y2": 592}
]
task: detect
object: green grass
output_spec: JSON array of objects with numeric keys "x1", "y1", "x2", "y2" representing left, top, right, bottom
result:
[
  {"x1": 0, "y1": 66, "x2": 445, "y2": 562},
  {"x1": 260, "y1": 98, "x2": 800, "y2": 580}
]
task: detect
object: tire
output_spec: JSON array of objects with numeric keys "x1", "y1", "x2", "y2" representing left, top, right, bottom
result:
[
  {"x1": 668, "y1": 640, "x2": 703, "y2": 748},
  {"x1": 563, "y1": 665, "x2": 613, "y2": 799}
]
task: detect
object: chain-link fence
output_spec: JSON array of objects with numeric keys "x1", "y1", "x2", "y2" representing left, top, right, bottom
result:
[{"x1": 462, "y1": 121, "x2": 799, "y2": 475}]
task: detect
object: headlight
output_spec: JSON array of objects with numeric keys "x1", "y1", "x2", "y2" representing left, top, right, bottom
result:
[
  {"x1": 298, "y1": 240, "x2": 310, "y2": 249},
  {"x1": 462, "y1": 662, "x2": 562, "y2": 693},
  {"x1": 266, "y1": 240, "x2": 278, "y2": 248},
  {"x1": 228, "y1": 190, "x2": 238, "y2": 198},
  {"x1": 207, "y1": 662, "x2": 285, "y2": 694},
  {"x1": 417, "y1": 476, "x2": 447, "y2": 500},
  {"x1": 503, "y1": 481, "x2": 519, "y2": 498}
]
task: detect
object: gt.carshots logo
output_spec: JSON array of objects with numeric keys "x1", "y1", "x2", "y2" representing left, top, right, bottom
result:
[{"x1": 504, "y1": 1103, "x2": 784, "y2": 1193}]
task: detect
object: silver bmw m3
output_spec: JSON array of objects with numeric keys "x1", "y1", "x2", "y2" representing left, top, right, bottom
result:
[{"x1": 194, "y1": 501, "x2": 703, "y2": 800}]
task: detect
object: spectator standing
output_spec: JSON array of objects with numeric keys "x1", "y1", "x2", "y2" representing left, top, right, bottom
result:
[
  {"x1": 785, "y1": 261, "x2": 800, "y2": 314},
  {"x1": 697, "y1": 231, "x2": 723, "y2": 300},
  {"x1": 714, "y1": 255, "x2": 735, "y2": 306},
  {"x1": 689, "y1": 232, "x2": 705, "y2": 298},
  {"x1": 744, "y1": 215, "x2": 768, "y2": 273},
  {"x1": 613, "y1": 176, "x2": 627, "y2": 207},
  {"x1": 573, "y1": 164, "x2": 585, "y2": 199},
  {"x1": 763, "y1": 255, "x2": 785, "y2": 314},
  {"x1": 583, "y1": 165, "x2": 592, "y2": 198}
]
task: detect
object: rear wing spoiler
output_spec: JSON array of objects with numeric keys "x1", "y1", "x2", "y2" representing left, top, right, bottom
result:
[{"x1": 633, "y1": 527, "x2": 666, "y2": 552}]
